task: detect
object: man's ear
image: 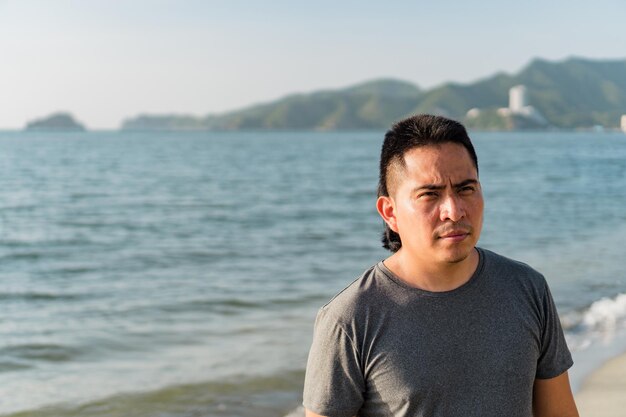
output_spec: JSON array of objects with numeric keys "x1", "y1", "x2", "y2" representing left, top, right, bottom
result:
[{"x1": 376, "y1": 196, "x2": 398, "y2": 233}]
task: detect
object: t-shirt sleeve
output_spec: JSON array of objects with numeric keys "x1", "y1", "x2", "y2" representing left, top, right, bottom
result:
[
  {"x1": 535, "y1": 282, "x2": 574, "y2": 379},
  {"x1": 302, "y1": 307, "x2": 365, "y2": 417}
]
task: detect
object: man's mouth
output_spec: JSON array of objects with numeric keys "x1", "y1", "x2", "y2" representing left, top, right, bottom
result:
[
  {"x1": 439, "y1": 232, "x2": 469, "y2": 240},
  {"x1": 437, "y1": 226, "x2": 472, "y2": 240}
]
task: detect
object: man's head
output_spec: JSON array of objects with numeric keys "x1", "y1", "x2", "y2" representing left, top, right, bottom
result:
[{"x1": 376, "y1": 114, "x2": 482, "y2": 263}]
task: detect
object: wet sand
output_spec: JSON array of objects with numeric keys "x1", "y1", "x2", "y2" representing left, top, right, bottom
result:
[{"x1": 575, "y1": 352, "x2": 626, "y2": 417}]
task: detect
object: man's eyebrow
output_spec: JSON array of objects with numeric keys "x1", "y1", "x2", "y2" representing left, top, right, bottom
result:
[
  {"x1": 412, "y1": 179, "x2": 479, "y2": 193},
  {"x1": 455, "y1": 179, "x2": 479, "y2": 188}
]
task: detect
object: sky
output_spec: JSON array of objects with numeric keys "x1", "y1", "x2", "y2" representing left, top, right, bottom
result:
[{"x1": 1, "y1": 0, "x2": 625, "y2": 129}]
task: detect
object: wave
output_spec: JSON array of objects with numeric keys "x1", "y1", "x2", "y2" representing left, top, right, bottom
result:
[
  {"x1": 0, "y1": 369, "x2": 305, "y2": 417},
  {"x1": 0, "y1": 251, "x2": 45, "y2": 260},
  {"x1": 0, "y1": 360, "x2": 32, "y2": 372},
  {"x1": 0, "y1": 343, "x2": 84, "y2": 364},
  {"x1": 154, "y1": 293, "x2": 329, "y2": 316},
  {"x1": 581, "y1": 293, "x2": 626, "y2": 329},
  {"x1": 0, "y1": 291, "x2": 84, "y2": 302},
  {"x1": 563, "y1": 292, "x2": 626, "y2": 351}
]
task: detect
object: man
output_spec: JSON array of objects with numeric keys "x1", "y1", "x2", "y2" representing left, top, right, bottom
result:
[{"x1": 302, "y1": 115, "x2": 578, "y2": 417}]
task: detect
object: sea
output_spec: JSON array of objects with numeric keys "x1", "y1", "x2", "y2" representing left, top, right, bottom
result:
[{"x1": 0, "y1": 130, "x2": 625, "y2": 417}]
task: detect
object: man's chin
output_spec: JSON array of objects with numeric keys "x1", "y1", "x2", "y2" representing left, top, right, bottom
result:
[
  {"x1": 444, "y1": 255, "x2": 468, "y2": 264},
  {"x1": 441, "y1": 247, "x2": 474, "y2": 264}
]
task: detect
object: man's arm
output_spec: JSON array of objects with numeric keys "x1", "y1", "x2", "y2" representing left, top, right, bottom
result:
[
  {"x1": 304, "y1": 409, "x2": 325, "y2": 417},
  {"x1": 532, "y1": 371, "x2": 579, "y2": 417}
]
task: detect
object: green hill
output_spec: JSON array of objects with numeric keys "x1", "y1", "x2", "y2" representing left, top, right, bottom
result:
[
  {"x1": 121, "y1": 57, "x2": 626, "y2": 131},
  {"x1": 25, "y1": 112, "x2": 86, "y2": 131},
  {"x1": 412, "y1": 57, "x2": 626, "y2": 129},
  {"x1": 122, "y1": 79, "x2": 422, "y2": 131},
  {"x1": 517, "y1": 58, "x2": 626, "y2": 127}
]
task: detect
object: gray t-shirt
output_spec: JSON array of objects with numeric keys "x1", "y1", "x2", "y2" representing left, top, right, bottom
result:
[{"x1": 303, "y1": 248, "x2": 573, "y2": 417}]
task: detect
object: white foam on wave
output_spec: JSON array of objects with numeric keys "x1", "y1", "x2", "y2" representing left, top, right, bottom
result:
[
  {"x1": 565, "y1": 292, "x2": 626, "y2": 351},
  {"x1": 582, "y1": 293, "x2": 626, "y2": 329}
]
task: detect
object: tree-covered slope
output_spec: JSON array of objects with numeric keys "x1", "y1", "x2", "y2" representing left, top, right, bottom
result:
[{"x1": 121, "y1": 57, "x2": 626, "y2": 130}]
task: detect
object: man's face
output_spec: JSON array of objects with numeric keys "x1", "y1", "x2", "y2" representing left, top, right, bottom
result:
[{"x1": 381, "y1": 142, "x2": 484, "y2": 266}]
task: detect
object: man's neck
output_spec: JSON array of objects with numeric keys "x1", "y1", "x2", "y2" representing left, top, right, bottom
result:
[{"x1": 384, "y1": 247, "x2": 480, "y2": 292}]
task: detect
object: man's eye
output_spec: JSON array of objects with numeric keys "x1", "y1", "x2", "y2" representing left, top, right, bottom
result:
[
  {"x1": 419, "y1": 192, "x2": 438, "y2": 199},
  {"x1": 458, "y1": 186, "x2": 475, "y2": 195}
]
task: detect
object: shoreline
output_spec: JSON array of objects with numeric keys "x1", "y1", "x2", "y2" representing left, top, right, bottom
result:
[{"x1": 575, "y1": 350, "x2": 626, "y2": 416}]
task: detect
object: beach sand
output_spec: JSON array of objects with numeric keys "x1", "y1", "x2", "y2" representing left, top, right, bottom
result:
[{"x1": 575, "y1": 352, "x2": 626, "y2": 417}]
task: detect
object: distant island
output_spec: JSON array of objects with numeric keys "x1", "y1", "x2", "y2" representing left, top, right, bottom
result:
[
  {"x1": 121, "y1": 56, "x2": 626, "y2": 131},
  {"x1": 25, "y1": 112, "x2": 86, "y2": 131}
]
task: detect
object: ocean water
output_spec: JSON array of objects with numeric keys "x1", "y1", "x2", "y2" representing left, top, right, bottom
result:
[{"x1": 0, "y1": 130, "x2": 625, "y2": 416}]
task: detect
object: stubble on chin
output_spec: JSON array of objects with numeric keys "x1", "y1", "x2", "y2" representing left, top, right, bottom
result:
[
  {"x1": 438, "y1": 242, "x2": 475, "y2": 265},
  {"x1": 444, "y1": 251, "x2": 471, "y2": 264}
]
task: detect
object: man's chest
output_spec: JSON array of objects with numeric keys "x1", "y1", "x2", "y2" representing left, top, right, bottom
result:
[{"x1": 356, "y1": 296, "x2": 541, "y2": 415}]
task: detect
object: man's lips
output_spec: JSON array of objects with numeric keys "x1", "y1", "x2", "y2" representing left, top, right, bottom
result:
[
  {"x1": 437, "y1": 225, "x2": 472, "y2": 240},
  {"x1": 439, "y1": 232, "x2": 469, "y2": 240}
]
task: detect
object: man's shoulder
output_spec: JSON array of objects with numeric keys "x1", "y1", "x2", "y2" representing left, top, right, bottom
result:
[
  {"x1": 317, "y1": 263, "x2": 387, "y2": 324},
  {"x1": 480, "y1": 247, "x2": 549, "y2": 292}
]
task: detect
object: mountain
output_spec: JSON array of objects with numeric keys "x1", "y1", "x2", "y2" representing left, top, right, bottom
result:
[
  {"x1": 121, "y1": 57, "x2": 626, "y2": 131},
  {"x1": 25, "y1": 112, "x2": 86, "y2": 131},
  {"x1": 516, "y1": 58, "x2": 626, "y2": 127},
  {"x1": 122, "y1": 79, "x2": 422, "y2": 131},
  {"x1": 420, "y1": 57, "x2": 626, "y2": 129}
]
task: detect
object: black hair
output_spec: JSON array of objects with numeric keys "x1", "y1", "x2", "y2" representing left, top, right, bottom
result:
[{"x1": 378, "y1": 114, "x2": 478, "y2": 252}]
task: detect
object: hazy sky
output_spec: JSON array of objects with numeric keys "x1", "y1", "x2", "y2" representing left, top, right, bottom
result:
[{"x1": 1, "y1": 0, "x2": 624, "y2": 129}]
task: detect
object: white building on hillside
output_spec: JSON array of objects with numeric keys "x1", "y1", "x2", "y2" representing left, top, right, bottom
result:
[
  {"x1": 509, "y1": 85, "x2": 527, "y2": 112},
  {"x1": 497, "y1": 85, "x2": 546, "y2": 125}
]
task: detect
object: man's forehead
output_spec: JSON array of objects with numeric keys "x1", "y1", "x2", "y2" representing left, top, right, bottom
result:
[{"x1": 402, "y1": 143, "x2": 476, "y2": 172}]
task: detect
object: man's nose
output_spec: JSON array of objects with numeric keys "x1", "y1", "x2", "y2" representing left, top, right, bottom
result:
[{"x1": 439, "y1": 194, "x2": 465, "y2": 222}]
